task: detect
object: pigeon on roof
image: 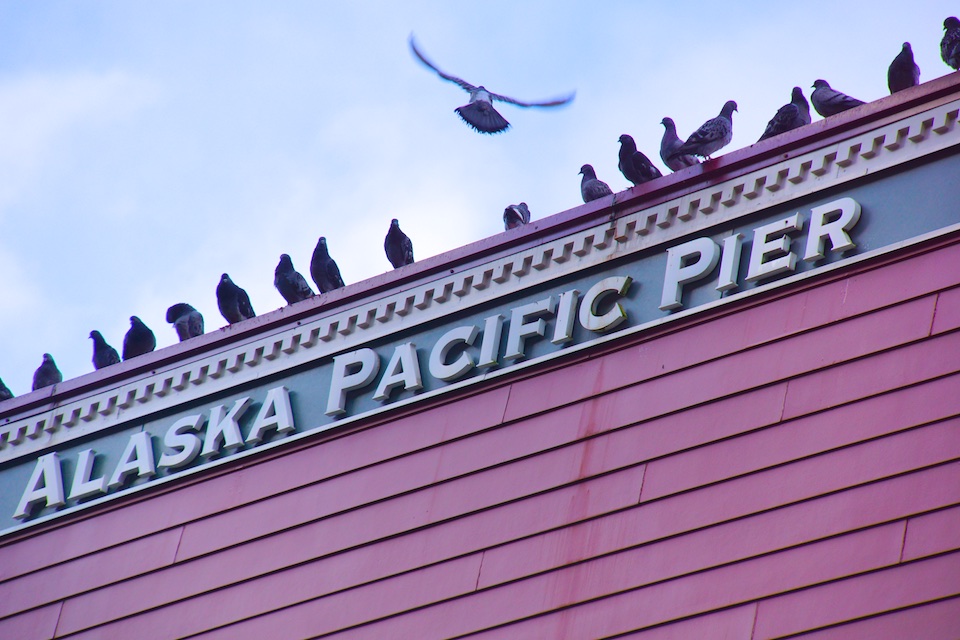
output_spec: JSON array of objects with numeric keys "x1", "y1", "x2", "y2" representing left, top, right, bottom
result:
[
  {"x1": 310, "y1": 237, "x2": 345, "y2": 294},
  {"x1": 0, "y1": 378, "x2": 13, "y2": 402},
  {"x1": 503, "y1": 202, "x2": 531, "y2": 230},
  {"x1": 274, "y1": 254, "x2": 315, "y2": 305},
  {"x1": 217, "y1": 274, "x2": 256, "y2": 324},
  {"x1": 888, "y1": 43, "x2": 920, "y2": 94},
  {"x1": 409, "y1": 35, "x2": 575, "y2": 134},
  {"x1": 810, "y1": 80, "x2": 865, "y2": 117},
  {"x1": 384, "y1": 219, "x2": 415, "y2": 269},
  {"x1": 942, "y1": 17, "x2": 960, "y2": 70},
  {"x1": 166, "y1": 303, "x2": 204, "y2": 342},
  {"x1": 32, "y1": 354, "x2": 62, "y2": 391},
  {"x1": 671, "y1": 100, "x2": 738, "y2": 160},
  {"x1": 579, "y1": 164, "x2": 613, "y2": 203},
  {"x1": 122, "y1": 316, "x2": 156, "y2": 361},
  {"x1": 758, "y1": 87, "x2": 811, "y2": 142},
  {"x1": 89, "y1": 330, "x2": 121, "y2": 370},
  {"x1": 659, "y1": 117, "x2": 700, "y2": 172},
  {"x1": 618, "y1": 134, "x2": 663, "y2": 186}
]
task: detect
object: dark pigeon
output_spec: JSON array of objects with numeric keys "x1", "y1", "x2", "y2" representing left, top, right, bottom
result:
[
  {"x1": 310, "y1": 237, "x2": 345, "y2": 294},
  {"x1": 274, "y1": 254, "x2": 315, "y2": 304},
  {"x1": 0, "y1": 378, "x2": 13, "y2": 402},
  {"x1": 942, "y1": 17, "x2": 960, "y2": 70},
  {"x1": 123, "y1": 316, "x2": 156, "y2": 361},
  {"x1": 579, "y1": 164, "x2": 613, "y2": 203},
  {"x1": 618, "y1": 134, "x2": 663, "y2": 186},
  {"x1": 811, "y1": 80, "x2": 865, "y2": 117},
  {"x1": 217, "y1": 274, "x2": 256, "y2": 324},
  {"x1": 89, "y1": 330, "x2": 121, "y2": 370},
  {"x1": 166, "y1": 303, "x2": 204, "y2": 342},
  {"x1": 660, "y1": 117, "x2": 699, "y2": 172},
  {"x1": 409, "y1": 35, "x2": 575, "y2": 134},
  {"x1": 888, "y1": 43, "x2": 920, "y2": 94},
  {"x1": 384, "y1": 219, "x2": 415, "y2": 269},
  {"x1": 503, "y1": 203, "x2": 531, "y2": 230},
  {"x1": 758, "y1": 87, "x2": 811, "y2": 142},
  {"x1": 32, "y1": 354, "x2": 62, "y2": 391},
  {"x1": 672, "y1": 100, "x2": 738, "y2": 160}
]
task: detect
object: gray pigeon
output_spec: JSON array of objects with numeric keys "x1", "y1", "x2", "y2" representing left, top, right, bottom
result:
[
  {"x1": 217, "y1": 274, "x2": 256, "y2": 324},
  {"x1": 618, "y1": 134, "x2": 663, "y2": 186},
  {"x1": 89, "y1": 330, "x2": 121, "y2": 370},
  {"x1": 274, "y1": 254, "x2": 315, "y2": 304},
  {"x1": 409, "y1": 35, "x2": 575, "y2": 134},
  {"x1": 672, "y1": 101, "x2": 738, "y2": 160},
  {"x1": 0, "y1": 378, "x2": 13, "y2": 402},
  {"x1": 503, "y1": 203, "x2": 531, "y2": 230},
  {"x1": 942, "y1": 17, "x2": 960, "y2": 70},
  {"x1": 310, "y1": 237, "x2": 345, "y2": 294},
  {"x1": 758, "y1": 87, "x2": 811, "y2": 142},
  {"x1": 579, "y1": 165, "x2": 613, "y2": 203},
  {"x1": 384, "y1": 219, "x2": 414, "y2": 269},
  {"x1": 166, "y1": 303, "x2": 204, "y2": 341},
  {"x1": 660, "y1": 117, "x2": 699, "y2": 172},
  {"x1": 888, "y1": 43, "x2": 920, "y2": 94},
  {"x1": 32, "y1": 354, "x2": 62, "y2": 391},
  {"x1": 811, "y1": 80, "x2": 865, "y2": 117},
  {"x1": 123, "y1": 316, "x2": 156, "y2": 361}
]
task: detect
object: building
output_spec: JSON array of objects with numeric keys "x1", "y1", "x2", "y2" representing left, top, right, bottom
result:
[{"x1": 1, "y1": 72, "x2": 959, "y2": 639}]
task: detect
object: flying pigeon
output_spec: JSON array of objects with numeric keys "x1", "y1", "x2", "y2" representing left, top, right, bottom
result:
[
  {"x1": 384, "y1": 219, "x2": 414, "y2": 269},
  {"x1": 274, "y1": 254, "x2": 315, "y2": 305},
  {"x1": 166, "y1": 303, "x2": 204, "y2": 341},
  {"x1": 503, "y1": 202, "x2": 531, "y2": 230},
  {"x1": 89, "y1": 330, "x2": 121, "y2": 370},
  {"x1": 32, "y1": 354, "x2": 62, "y2": 391},
  {"x1": 618, "y1": 134, "x2": 663, "y2": 186},
  {"x1": 310, "y1": 237, "x2": 345, "y2": 294},
  {"x1": 660, "y1": 117, "x2": 700, "y2": 172},
  {"x1": 942, "y1": 17, "x2": 960, "y2": 70},
  {"x1": 217, "y1": 274, "x2": 256, "y2": 324},
  {"x1": 810, "y1": 80, "x2": 865, "y2": 117},
  {"x1": 671, "y1": 100, "x2": 738, "y2": 160},
  {"x1": 123, "y1": 316, "x2": 156, "y2": 361},
  {"x1": 758, "y1": 87, "x2": 811, "y2": 142},
  {"x1": 579, "y1": 164, "x2": 613, "y2": 203},
  {"x1": 888, "y1": 43, "x2": 920, "y2": 94},
  {"x1": 0, "y1": 378, "x2": 13, "y2": 402},
  {"x1": 409, "y1": 35, "x2": 575, "y2": 134}
]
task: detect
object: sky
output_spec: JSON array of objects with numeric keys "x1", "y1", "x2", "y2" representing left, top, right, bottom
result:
[{"x1": 0, "y1": 1, "x2": 956, "y2": 395}]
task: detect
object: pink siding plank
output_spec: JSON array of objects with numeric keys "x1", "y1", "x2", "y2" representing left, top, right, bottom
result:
[
  {"x1": 903, "y1": 504, "x2": 960, "y2": 561},
  {"x1": 932, "y1": 286, "x2": 960, "y2": 334},
  {"x1": 479, "y1": 459, "x2": 960, "y2": 589},
  {"x1": 640, "y1": 378, "x2": 960, "y2": 501},
  {"x1": 616, "y1": 605, "x2": 757, "y2": 640},
  {"x1": 753, "y1": 551, "x2": 960, "y2": 639},
  {"x1": 793, "y1": 596, "x2": 960, "y2": 640},
  {"x1": 782, "y1": 331, "x2": 960, "y2": 419},
  {"x1": 0, "y1": 603, "x2": 61, "y2": 640}
]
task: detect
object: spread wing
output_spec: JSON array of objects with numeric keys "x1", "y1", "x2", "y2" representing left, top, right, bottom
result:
[
  {"x1": 409, "y1": 35, "x2": 477, "y2": 93},
  {"x1": 489, "y1": 90, "x2": 576, "y2": 109}
]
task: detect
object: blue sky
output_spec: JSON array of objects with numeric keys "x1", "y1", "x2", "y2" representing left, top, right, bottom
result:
[{"x1": 0, "y1": 1, "x2": 956, "y2": 393}]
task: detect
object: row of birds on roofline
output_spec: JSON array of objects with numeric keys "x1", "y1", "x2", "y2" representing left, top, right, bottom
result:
[{"x1": 3, "y1": 21, "x2": 960, "y2": 403}]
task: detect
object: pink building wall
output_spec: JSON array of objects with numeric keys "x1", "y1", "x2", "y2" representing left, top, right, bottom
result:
[{"x1": 1, "y1": 225, "x2": 958, "y2": 638}]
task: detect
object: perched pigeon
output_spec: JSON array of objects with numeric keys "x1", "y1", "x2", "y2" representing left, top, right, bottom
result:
[
  {"x1": 671, "y1": 100, "x2": 738, "y2": 160},
  {"x1": 618, "y1": 134, "x2": 663, "y2": 186},
  {"x1": 888, "y1": 43, "x2": 920, "y2": 94},
  {"x1": 409, "y1": 35, "x2": 575, "y2": 134},
  {"x1": 166, "y1": 303, "x2": 204, "y2": 341},
  {"x1": 758, "y1": 87, "x2": 811, "y2": 142},
  {"x1": 384, "y1": 219, "x2": 415, "y2": 269},
  {"x1": 310, "y1": 237, "x2": 345, "y2": 294},
  {"x1": 503, "y1": 203, "x2": 531, "y2": 230},
  {"x1": 32, "y1": 354, "x2": 62, "y2": 391},
  {"x1": 89, "y1": 330, "x2": 121, "y2": 370},
  {"x1": 217, "y1": 274, "x2": 256, "y2": 324},
  {"x1": 579, "y1": 164, "x2": 613, "y2": 203},
  {"x1": 123, "y1": 316, "x2": 156, "y2": 361},
  {"x1": 811, "y1": 80, "x2": 865, "y2": 117},
  {"x1": 0, "y1": 378, "x2": 13, "y2": 402},
  {"x1": 660, "y1": 117, "x2": 700, "y2": 172},
  {"x1": 942, "y1": 17, "x2": 960, "y2": 70},
  {"x1": 274, "y1": 254, "x2": 315, "y2": 304}
]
